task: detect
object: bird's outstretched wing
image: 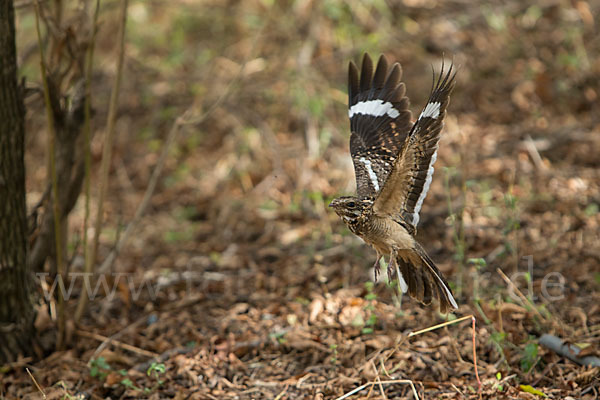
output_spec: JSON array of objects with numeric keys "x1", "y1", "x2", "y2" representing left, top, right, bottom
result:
[
  {"x1": 348, "y1": 54, "x2": 413, "y2": 200},
  {"x1": 373, "y1": 61, "x2": 456, "y2": 231}
]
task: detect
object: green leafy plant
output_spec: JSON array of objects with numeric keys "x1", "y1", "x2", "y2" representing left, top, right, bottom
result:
[
  {"x1": 147, "y1": 362, "x2": 166, "y2": 384},
  {"x1": 120, "y1": 378, "x2": 143, "y2": 392},
  {"x1": 270, "y1": 331, "x2": 287, "y2": 344},
  {"x1": 117, "y1": 362, "x2": 166, "y2": 394},
  {"x1": 329, "y1": 344, "x2": 338, "y2": 365},
  {"x1": 494, "y1": 371, "x2": 504, "y2": 392},
  {"x1": 89, "y1": 357, "x2": 111, "y2": 380},
  {"x1": 521, "y1": 340, "x2": 539, "y2": 373},
  {"x1": 89, "y1": 357, "x2": 165, "y2": 394}
]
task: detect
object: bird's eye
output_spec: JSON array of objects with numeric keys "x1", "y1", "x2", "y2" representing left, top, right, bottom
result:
[{"x1": 347, "y1": 201, "x2": 356, "y2": 208}]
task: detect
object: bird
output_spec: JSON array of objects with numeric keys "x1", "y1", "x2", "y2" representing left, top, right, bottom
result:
[{"x1": 329, "y1": 53, "x2": 458, "y2": 313}]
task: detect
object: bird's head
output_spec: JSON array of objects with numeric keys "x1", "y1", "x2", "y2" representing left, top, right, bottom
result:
[{"x1": 329, "y1": 196, "x2": 366, "y2": 224}]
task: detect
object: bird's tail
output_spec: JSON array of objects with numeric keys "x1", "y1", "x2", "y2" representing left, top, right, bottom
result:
[{"x1": 395, "y1": 242, "x2": 458, "y2": 313}]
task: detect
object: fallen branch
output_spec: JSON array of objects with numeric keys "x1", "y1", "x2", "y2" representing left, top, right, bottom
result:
[
  {"x1": 539, "y1": 334, "x2": 600, "y2": 367},
  {"x1": 77, "y1": 329, "x2": 158, "y2": 359}
]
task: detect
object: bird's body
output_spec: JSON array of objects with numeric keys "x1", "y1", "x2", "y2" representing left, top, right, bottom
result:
[
  {"x1": 341, "y1": 200, "x2": 414, "y2": 255},
  {"x1": 329, "y1": 54, "x2": 458, "y2": 313}
]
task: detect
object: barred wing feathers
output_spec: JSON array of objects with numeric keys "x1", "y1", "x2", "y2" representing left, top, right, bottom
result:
[
  {"x1": 373, "y1": 61, "x2": 456, "y2": 230},
  {"x1": 348, "y1": 54, "x2": 413, "y2": 200}
]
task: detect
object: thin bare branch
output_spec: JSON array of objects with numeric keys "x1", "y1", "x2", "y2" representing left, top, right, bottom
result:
[
  {"x1": 26, "y1": 368, "x2": 46, "y2": 399},
  {"x1": 34, "y1": 0, "x2": 66, "y2": 351},
  {"x1": 74, "y1": 0, "x2": 101, "y2": 324},
  {"x1": 89, "y1": 0, "x2": 128, "y2": 271},
  {"x1": 77, "y1": 329, "x2": 158, "y2": 358}
]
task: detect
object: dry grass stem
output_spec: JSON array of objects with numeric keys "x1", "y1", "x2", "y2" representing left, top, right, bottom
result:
[
  {"x1": 497, "y1": 268, "x2": 548, "y2": 322},
  {"x1": 26, "y1": 367, "x2": 46, "y2": 399}
]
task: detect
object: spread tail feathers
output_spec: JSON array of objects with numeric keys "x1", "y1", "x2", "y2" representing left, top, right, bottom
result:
[{"x1": 395, "y1": 243, "x2": 458, "y2": 313}]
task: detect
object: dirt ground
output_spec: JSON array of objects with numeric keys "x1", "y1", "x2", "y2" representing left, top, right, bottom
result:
[{"x1": 3, "y1": 0, "x2": 600, "y2": 398}]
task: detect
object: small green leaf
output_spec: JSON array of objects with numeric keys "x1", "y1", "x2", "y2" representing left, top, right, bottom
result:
[
  {"x1": 520, "y1": 384, "x2": 547, "y2": 397},
  {"x1": 94, "y1": 357, "x2": 111, "y2": 370},
  {"x1": 366, "y1": 314, "x2": 377, "y2": 326},
  {"x1": 365, "y1": 293, "x2": 377, "y2": 301},
  {"x1": 147, "y1": 362, "x2": 166, "y2": 377},
  {"x1": 468, "y1": 258, "x2": 487, "y2": 267},
  {"x1": 584, "y1": 203, "x2": 598, "y2": 216}
]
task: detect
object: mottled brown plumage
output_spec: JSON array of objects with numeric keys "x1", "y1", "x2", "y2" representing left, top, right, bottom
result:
[{"x1": 330, "y1": 54, "x2": 458, "y2": 313}]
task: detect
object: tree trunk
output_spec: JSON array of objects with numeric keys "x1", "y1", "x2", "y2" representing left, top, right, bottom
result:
[{"x1": 0, "y1": 0, "x2": 37, "y2": 364}]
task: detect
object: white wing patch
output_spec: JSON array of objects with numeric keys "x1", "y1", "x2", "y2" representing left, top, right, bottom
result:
[
  {"x1": 349, "y1": 100, "x2": 400, "y2": 119},
  {"x1": 412, "y1": 151, "x2": 437, "y2": 226},
  {"x1": 418, "y1": 101, "x2": 441, "y2": 120},
  {"x1": 359, "y1": 156, "x2": 380, "y2": 192},
  {"x1": 395, "y1": 263, "x2": 408, "y2": 293}
]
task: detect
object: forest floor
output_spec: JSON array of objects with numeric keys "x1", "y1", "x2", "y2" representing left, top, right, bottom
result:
[{"x1": 3, "y1": 0, "x2": 600, "y2": 399}]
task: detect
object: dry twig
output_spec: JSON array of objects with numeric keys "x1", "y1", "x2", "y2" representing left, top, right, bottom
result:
[
  {"x1": 90, "y1": 0, "x2": 128, "y2": 273},
  {"x1": 26, "y1": 367, "x2": 46, "y2": 399},
  {"x1": 34, "y1": 0, "x2": 66, "y2": 351},
  {"x1": 497, "y1": 268, "x2": 548, "y2": 322},
  {"x1": 77, "y1": 329, "x2": 158, "y2": 359},
  {"x1": 74, "y1": 0, "x2": 101, "y2": 324}
]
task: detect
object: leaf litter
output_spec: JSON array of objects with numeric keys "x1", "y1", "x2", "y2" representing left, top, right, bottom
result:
[{"x1": 4, "y1": 0, "x2": 600, "y2": 398}]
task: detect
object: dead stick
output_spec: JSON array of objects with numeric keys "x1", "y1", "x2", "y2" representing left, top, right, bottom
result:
[
  {"x1": 497, "y1": 268, "x2": 547, "y2": 322},
  {"x1": 26, "y1": 368, "x2": 46, "y2": 399},
  {"x1": 472, "y1": 316, "x2": 482, "y2": 395},
  {"x1": 77, "y1": 329, "x2": 158, "y2": 358},
  {"x1": 34, "y1": 0, "x2": 66, "y2": 351},
  {"x1": 74, "y1": 0, "x2": 101, "y2": 324},
  {"x1": 408, "y1": 314, "x2": 472, "y2": 336},
  {"x1": 90, "y1": 0, "x2": 128, "y2": 273}
]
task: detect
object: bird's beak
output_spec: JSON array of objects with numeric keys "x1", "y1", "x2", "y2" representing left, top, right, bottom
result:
[{"x1": 328, "y1": 201, "x2": 334, "y2": 208}]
